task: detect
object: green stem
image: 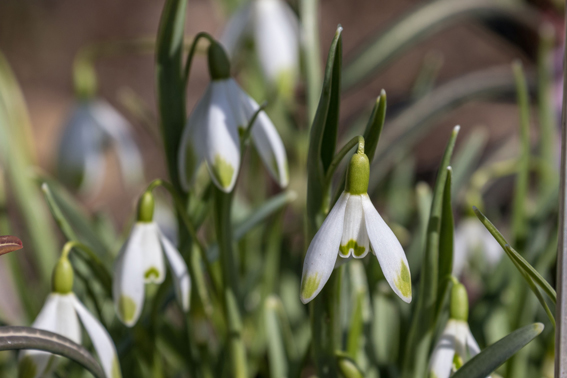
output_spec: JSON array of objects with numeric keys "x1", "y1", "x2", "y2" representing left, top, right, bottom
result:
[{"x1": 183, "y1": 32, "x2": 214, "y2": 87}]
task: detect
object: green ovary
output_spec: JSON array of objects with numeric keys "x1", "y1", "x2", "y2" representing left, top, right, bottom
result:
[
  {"x1": 301, "y1": 274, "x2": 321, "y2": 299},
  {"x1": 18, "y1": 356, "x2": 37, "y2": 378},
  {"x1": 112, "y1": 357, "x2": 122, "y2": 378},
  {"x1": 339, "y1": 240, "x2": 366, "y2": 257},
  {"x1": 394, "y1": 260, "x2": 411, "y2": 298},
  {"x1": 144, "y1": 267, "x2": 160, "y2": 281},
  {"x1": 118, "y1": 295, "x2": 137, "y2": 323},
  {"x1": 212, "y1": 155, "x2": 234, "y2": 189}
]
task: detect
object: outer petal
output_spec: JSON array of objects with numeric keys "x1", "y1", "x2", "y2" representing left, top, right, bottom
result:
[
  {"x1": 466, "y1": 326, "x2": 481, "y2": 358},
  {"x1": 159, "y1": 231, "x2": 191, "y2": 312},
  {"x1": 202, "y1": 81, "x2": 241, "y2": 192},
  {"x1": 89, "y1": 100, "x2": 144, "y2": 188},
  {"x1": 19, "y1": 294, "x2": 81, "y2": 378},
  {"x1": 230, "y1": 80, "x2": 289, "y2": 187},
  {"x1": 300, "y1": 192, "x2": 349, "y2": 304},
  {"x1": 428, "y1": 320, "x2": 458, "y2": 378},
  {"x1": 254, "y1": 0, "x2": 299, "y2": 84},
  {"x1": 362, "y1": 194, "x2": 412, "y2": 303},
  {"x1": 454, "y1": 320, "x2": 469, "y2": 362},
  {"x1": 73, "y1": 296, "x2": 122, "y2": 378},
  {"x1": 220, "y1": 3, "x2": 253, "y2": 58},
  {"x1": 136, "y1": 222, "x2": 166, "y2": 284},
  {"x1": 340, "y1": 195, "x2": 369, "y2": 259},
  {"x1": 113, "y1": 225, "x2": 146, "y2": 326},
  {"x1": 178, "y1": 85, "x2": 211, "y2": 191},
  {"x1": 56, "y1": 103, "x2": 106, "y2": 195}
]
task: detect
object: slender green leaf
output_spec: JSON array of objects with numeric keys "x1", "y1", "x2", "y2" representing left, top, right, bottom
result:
[
  {"x1": 363, "y1": 90, "x2": 387, "y2": 163},
  {"x1": 265, "y1": 296, "x2": 288, "y2": 378},
  {"x1": 451, "y1": 128, "x2": 488, "y2": 198},
  {"x1": 411, "y1": 51, "x2": 444, "y2": 99},
  {"x1": 437, "y1": 167, "x2": 454, "y2": 312},
  {"x1": 300, "y1": 0, "x2": 322, "y2": 123},
  {"x1": 511, "y1": 61, "x2": 531, "y2": 245},
  {"x1": 473, "y1": 207, "x2": 557, "y2": 304},
  {"x1": 452, "y1": 323, "x2": 544, "y2": 378},
  {"x1": 342, "y1": 0, "x2": 536, "y2": 89},
  {"x1": 0, "y1": 326, "x2": 106, "y2": 378}
]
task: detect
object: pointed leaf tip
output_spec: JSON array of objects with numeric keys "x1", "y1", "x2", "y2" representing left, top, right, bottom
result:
[
  {"x1": 0, "y1": 236, "x2": 23, "y2": 255},
  {"x1": 453, "y1": 125, "x2": 461, "y2": 134}
]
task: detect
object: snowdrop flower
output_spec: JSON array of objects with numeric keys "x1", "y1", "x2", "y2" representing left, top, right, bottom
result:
[
  {"x1": 300, "y1": 149, "x2": 412, "y2": 304},
  {"x1": 178, "y1": 41, "x2": 288, "y2": 193},
  {"x1": 18, "y1": 250, "x2": 121, "y2": 378},
  {"x1": 453, "y1": 217, "x2": 502, "y2": 276},
  {"x1": 221, "y1": 0, "x2": 299, "y2": 94},
  {"x1": 429, "y1": 282, "x2": 486, "y2": 378},
  {"x1": 57, "y1": 99, "x2": 144, "y2": 195},
  {"x1": 113, "y1": 191, "x2": 190, "y2": 326}
]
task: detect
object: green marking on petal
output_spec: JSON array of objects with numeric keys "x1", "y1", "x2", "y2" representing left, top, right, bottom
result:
[
  {"x1": 339, "y1": 240, "x2": 366, "y2": 257},
  {"x1": 211, "y1": 154, "x2": 234, "y2": 189},
  {"x1": 118, "y1": 295, "x2": 137, "y2": 324},
  {"x1": 452, "y1": 353, "x2": 463, "y2": 370},
  {"x1": 394, "y1": 260, "x2": 411, "y2": 298},
  {"x1": 18, "y1": 355, "x2": 37, "y2": 378},
  {"x1": 144, "y1": 267, "x2": 160, "y2": 280},
  {"x1": 428, "y1": 373, "x2": 439, "y2": 378},
  {"x1": 112, "y1": 357, "x2": 122, "y2": 378},
  {"x1": 301, "y1": 273, "x2": 321, "y2": 300}
]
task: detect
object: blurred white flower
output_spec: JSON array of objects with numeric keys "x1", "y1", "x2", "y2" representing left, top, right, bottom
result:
[
  {"x1": 300, "y1": 153, "x2": 411, "y2": 304},
  {"x1": 453, "y1": 217, "x2": 503, "y2": 276},
  {"x1": 220, "y1": 0, "x2": 299, "y2": 93},
  {"x1": 56, "y1": 99, "x2": 144, "y2": 196}
]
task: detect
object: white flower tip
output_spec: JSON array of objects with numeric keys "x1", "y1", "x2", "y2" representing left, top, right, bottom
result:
[
  {"x1": 447, "y1": 166, "x2": 452, "y2": 172},
  {"x1": 336, "y1": 25, "x2": 343, "y2": 35}
]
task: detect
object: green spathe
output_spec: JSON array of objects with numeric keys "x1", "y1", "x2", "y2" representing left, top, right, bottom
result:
[
  {"x1": 52, "y1": 257, "x2": 74, "y2": 294},
  {"x1": 137, "y1": 191, "x2": 155, "y2": 223},
  {"x1": 450, "y1": 282, "x2": 469, "y2": 321},
  {"x1": 394, "y1": 260, "x2": 411, "y2": 299},
  {"x1": 208, "y1": 41, "x2": 231, "y2": 80},
  {"x1": 345, "y1": 153, "x2": 369, "y2": 195}
]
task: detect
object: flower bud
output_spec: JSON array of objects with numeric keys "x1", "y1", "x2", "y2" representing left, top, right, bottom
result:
[
  {"x1": 137, "y1": 191, "x2": 155, "y2": 223},
  {"x1": 450, "y1": 282, "x2": 469, "y2": 321},
  {"x1": 208, "y1": 41, "x2": 231, "y2": 80},
  {"x1": 345, "y1": 152, "x2": 370, "y2": 195},
  {"x1": 52, "y1": 256, "x2": 74, "y2": 294}
]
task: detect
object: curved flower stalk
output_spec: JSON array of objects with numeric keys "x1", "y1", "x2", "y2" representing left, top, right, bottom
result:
[
  {"x1": 300, "y1": 148, "x2": 412, "y2": 304},
  {"x1": 113, "y1": 191, "x2": 190, "y2": 326},
  {"x1": 56, "y1": 99, "x2": 144, "y2": 196},
  {"x1": 18, "y1": 245, "x2": 121, "y2": 378},
  {"x1": 178, "y1": 41, "x2": 288, "y2": 193},
  {"x1": 453, "y1": 217, "x2": 502, "y2": 276},
  {"x1": 220, "y1": 0, "x2": 299, "y2": 94},
  {"x1": 429, "y1": 282, "x2": 489, "y2": 378}
]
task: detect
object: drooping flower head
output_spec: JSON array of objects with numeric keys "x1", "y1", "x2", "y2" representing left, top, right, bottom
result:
[
  {"x1": 453, "y1": 217, "x2": 502, "y2": 276},
  {"x1": 178, "y1": 40, "x2": 288, "y2": 193},
  {"x1": 429, "y1": 282, "x2": 487, "y2": 378},
  {"x1": 57, "y1": 99, "x2": 144, "y2": 196},
  {"x1": 221, "y1": 0, "x2": 299, "y2": 95},
  {"x1": 300, "y1": 149, "x2": 412, "y2": 304},
  {"x1": 19, "y1": 248, "x2": 122, "y2": 378},
  {"x1": 113, "y1": 191, "x2": 190, "y2": 326}
]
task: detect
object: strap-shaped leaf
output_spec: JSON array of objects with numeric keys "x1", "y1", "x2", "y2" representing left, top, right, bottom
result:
[
  {"x1": 342, "y1": 0, "x2": 535, "y2": 89},
  {"x1": 0, "y1": 326, "x2": 105, "y2": 378},
  {"x1": 306, "y1": 26, "x2": 342, "y2": 232},
  {"x1": 437, "y1": 167, "x2": 454, "y2": 314},
  {"x1": 452, "y1": 323, "x2": 544, "y2": 378},
  {"x1": 363, "y1": 90, "x2": 387, "y2": 163}
]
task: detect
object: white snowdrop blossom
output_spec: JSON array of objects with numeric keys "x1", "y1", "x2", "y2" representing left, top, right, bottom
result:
[
  {"x1": 113, "y1": 192, "x2": 191, "y2": 327},
  {"x1": 429, "y1": 283, "x2": 489, "y2": 378},
  {"x1": 57, "y1": 99, "x2": 144, "y2": 195},
  {"x1": 221, "y1": 0, "x2": 299, "y2": 93},
  {"x1": 18, "y1": 255, "x2": 121, "y2": 378},
  {"x1": 178, "y1": 42, "x2": 288, "y2": 193},
  {"x1": 300, "y1": 151, "x2": 411, "y2": 304},
  {"x1": 453, "y1": 217, "x2": 503, "y2": 276}
]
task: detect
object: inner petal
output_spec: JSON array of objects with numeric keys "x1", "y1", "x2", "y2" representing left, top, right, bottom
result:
[{"x1": 339, "y1": 195, "x2": 369, "y2": 258}]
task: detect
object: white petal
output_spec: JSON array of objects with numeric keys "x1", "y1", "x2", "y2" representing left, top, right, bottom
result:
[
  {"x1": 300, "y1": 192, "x2": 349, "y2": 304},
  {"x1": 134, "y1": 223, "x2": 166, "y2": 284},
  {"x1": 466, "y1": 326, "x2": 481, "y2": 358},
  {"x1": 253, "y1": 0, "x2": 299, "y2": 83},
  {"x1": 220, "y1": 4, "x2": 253, "y2": 58},
  {"x1": 73, "y1": 296, "x2": 122, "y2": 378},
  {"x1": 159, "y1": 231, "x2": 191, "y2": 312},
  {"x1": 429, "y1": 320, "x2": 458, "y2": 378},
  {"x1": 19, "y1": 294, "x2": 81, "y2": 378},
  {"x1": 89, "y1": 100, "x2": 144, "y2": 188},
  {"x1": 202, "y1": 81, "x2": 241, "y2": 192},
  {"x1": 362, "y1": 194, "x2": 412, "y2": 303},
  {"x1": 56, "y1": 103, "x2": 106, "y2": 195},
  {"x1": 340, "y1": 195, "x2": 370, "y2": 259},
  {"x1": 454, "y1": 320, "x2": 469, "y2": 362},
  {"x1": 178, "y1": 86, "x2": 211, "y2": 191},
  {"x1": 113, "y1": 225, "x2": 146, "y2": 326}
]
